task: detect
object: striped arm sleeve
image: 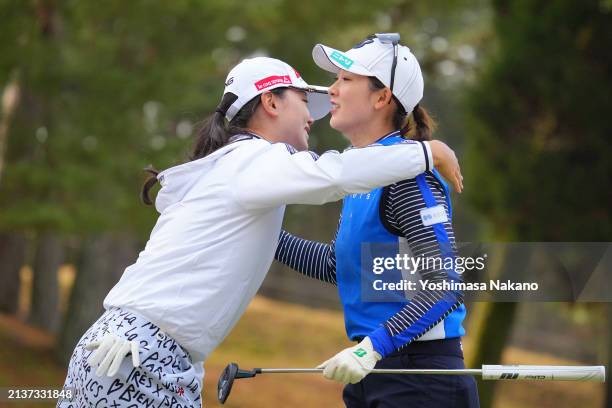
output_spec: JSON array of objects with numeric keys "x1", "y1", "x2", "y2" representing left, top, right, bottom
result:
[
  {"x1": 368, "y1": 176, "x2": 464, "y2": 357},
  {"x1": 275, "y1": 230, "x2": 337, "y2": 285}
]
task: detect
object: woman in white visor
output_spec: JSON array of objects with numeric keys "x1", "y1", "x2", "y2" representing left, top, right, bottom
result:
[{"x1": 58, "y1": 55, "x2": 463, "y2": 408}]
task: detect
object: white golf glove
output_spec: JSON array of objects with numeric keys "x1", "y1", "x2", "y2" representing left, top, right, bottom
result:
[
  {"x1": 317, "y1": 337, "x2": 382, "y2": 384},
  {"x1": 85, "y1": 333, "x2": 141, "y2": 377}
]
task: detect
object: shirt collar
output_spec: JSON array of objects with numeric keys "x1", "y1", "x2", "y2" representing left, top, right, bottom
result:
[{"x1": 375, "y1": 129, "x2": 402, "y2": 143}]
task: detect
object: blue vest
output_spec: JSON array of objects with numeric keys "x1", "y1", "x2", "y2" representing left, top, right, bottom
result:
[{"x1": 335, "y1": 134, "x2": 466, "y2": 347}]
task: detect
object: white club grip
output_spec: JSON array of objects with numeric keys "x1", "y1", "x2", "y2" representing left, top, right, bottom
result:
[{"x1": 482, "y1": 365, "x2": 606, "y2": 382}]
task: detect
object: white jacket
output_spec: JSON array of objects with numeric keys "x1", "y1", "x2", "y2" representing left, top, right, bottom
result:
[{"x1": 104, "y1": 135, "x2": 432, "y2": 363}]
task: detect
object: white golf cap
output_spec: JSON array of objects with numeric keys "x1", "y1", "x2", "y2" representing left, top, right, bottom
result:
[
  {"x1": 312, "y1": 34, "x2": 424, "y2": 114},
  {"x1": 221, "y1": 57, "x2": 331, "y2": 121}
]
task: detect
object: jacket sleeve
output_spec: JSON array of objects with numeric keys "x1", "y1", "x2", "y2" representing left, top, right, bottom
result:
[
  {"x1": 231, "y1": 140, "x2": 432, "y2": 210},
  {"x1": 274, "y1": 230, "x2": 337, "y2": 285}
]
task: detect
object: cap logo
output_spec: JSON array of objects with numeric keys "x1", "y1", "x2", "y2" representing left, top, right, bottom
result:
[
  {"x1": 330, "y1": 51, "x2": 354, "y2": 69},
  {"x1": 225, "y1": 77, "x2": 234, "y2": 86},
  {"x1": 254, "y1": 75, "x2": 292, "y2": 91}
]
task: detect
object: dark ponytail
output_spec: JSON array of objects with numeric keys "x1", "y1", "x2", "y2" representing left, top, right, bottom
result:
[
  {"x1": 140, "y1": 87, "x2": 287, "y2": 206},
  {"x1": 405, "y1": 104, "x2": 437, "y2": 141},
  {"x1": 141, "y1": 165, "x2": 160, "y2": 205},
  {"x1": 190, "y1": 87, "x2": 286, "y2": 160},
  {"x1": 367, "y1": 76, "x2": 437, "y2": 141},
  {"x1": 190, "y1": 92, "x2": 239, "y2": 161}
]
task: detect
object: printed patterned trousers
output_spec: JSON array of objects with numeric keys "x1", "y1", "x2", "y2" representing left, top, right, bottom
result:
[{"x1": 58, "y1": 308, "x2": 203, "y2": 408}]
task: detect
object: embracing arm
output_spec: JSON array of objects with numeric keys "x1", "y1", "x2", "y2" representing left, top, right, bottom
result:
[
  {"x1": 275, "y1": 228, "x2": 338, "y2": 285},
  {"x1": 231, "y1": 139, "x2": 439, "y2": 210}
]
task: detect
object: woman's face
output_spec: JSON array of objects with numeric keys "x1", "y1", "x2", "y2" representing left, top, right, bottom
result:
[
  {"x1": 328, "y1": 70, "x2": 380, "y2": 137},
  {"x1": 274, "y1": 89, "x2": 313, "y2": 151}
]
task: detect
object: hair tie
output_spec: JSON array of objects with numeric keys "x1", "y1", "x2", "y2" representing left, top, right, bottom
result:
[{"x1": 215, "y1": 107, "x2": 226, "y2": 116}]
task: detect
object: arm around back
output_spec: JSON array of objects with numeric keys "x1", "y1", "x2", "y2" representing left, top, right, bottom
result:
[{"x1": 231, "y1": 140, "x2": 432, "y2": 210}]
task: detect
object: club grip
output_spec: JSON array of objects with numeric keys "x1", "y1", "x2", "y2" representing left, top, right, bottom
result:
[{"x1": 482, "y1": 365, "x2": 605, "y2": 382}]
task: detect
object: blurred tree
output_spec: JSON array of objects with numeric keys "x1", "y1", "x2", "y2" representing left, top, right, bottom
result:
[
  {"x1": 57, "y1": 233, "x2": 138, "y2": 362},
  {"x1": 464, "y1": 0, "x2": 612, "y2": 406},
  {"x1": 29, "y1": 232, "x2": 64, "y2": 332},
  {"x1": 0, "y1": 232, "x2": 27, "y2": 314},
  {"x1": 0, "y1": 72, "x2": 21, "y2": 184}
]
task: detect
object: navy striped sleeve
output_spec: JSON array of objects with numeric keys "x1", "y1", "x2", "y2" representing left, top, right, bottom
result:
[
  {"x1": 274, "y1": 230, "x2": 337, "y2": 285},
  {"x1": 368, "y1": 175, "x2": 464, "y2": 357}
]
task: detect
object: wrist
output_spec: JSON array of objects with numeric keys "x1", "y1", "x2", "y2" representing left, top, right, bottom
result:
[
  {"x1": 429, "y1": 140, "x2": 442, "y2": 167},
  {"x1": 366, "y1": 328, "x2": 395, "y2": 359},
  {"x1": 358, "y1": 337, "x2": 382, "y2": 361}
]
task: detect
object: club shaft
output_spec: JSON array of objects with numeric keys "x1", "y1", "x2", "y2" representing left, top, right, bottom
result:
[
  {"x1": 261, "y1": 368, "x2": 481, "y2": 375},
  {"x1": 258, "y1": 365, "x2": 606, "y2": 382}
]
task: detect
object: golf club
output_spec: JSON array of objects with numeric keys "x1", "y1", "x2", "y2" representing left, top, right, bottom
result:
[{"x1": 217, "y1": 363, "x2": 606, "y2": 404}]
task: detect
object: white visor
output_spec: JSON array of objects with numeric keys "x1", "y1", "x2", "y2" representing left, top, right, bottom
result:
[{"x1": 303, "y1": 86, "x2": 331, "y2": 120}]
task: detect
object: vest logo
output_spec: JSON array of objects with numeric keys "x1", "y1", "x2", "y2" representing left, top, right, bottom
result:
[
  {"x1": 420, "y1": 204, "x2": 448, "y2": 226},
  {"x1": 500, "y1": 372, "x2": 519, "y2": 379},
  {"x1": 330, "y1": 51, "x2": 354, "y2": 69},
  {"x1": 225, "y1": 77, "x2": 234, "y2": 86},
  {"x1": 254, "y1": 75, "x2": 292, "y2": 91}
]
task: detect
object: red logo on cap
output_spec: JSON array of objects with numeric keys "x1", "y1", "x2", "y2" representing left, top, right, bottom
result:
[{"x1": 254, "y1": 75, "x2": 292, "y2": 91}]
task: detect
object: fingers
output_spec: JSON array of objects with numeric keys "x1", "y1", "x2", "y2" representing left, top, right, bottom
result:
[
  {"x1": 430, "y1": 140, "x2": 464, "y2": 193},
  {"x1": 84, "y1": 340, "x2": 101, "y2": 351},
  {"x1": 322, "y1": 358, "x2": 339, "y2": 380},
  {"x1": 88, "y1": 334, "x2": 141, "y2": 377},
  {"x1": 321, "y1": 359, "x2": 355, "y2": 385},
  {"x1": 335, "y1": 364, "x2": 349, "y2": 384},
  {"x1": 88, "y1": 334, "x2": 115, "y2": 368},
  {"x1": 130, "y1": 341, "x2": 141, "y2": 368},
  {"x1": 348, "y1": 370, "x2": 363, "y2": 384},
  {"x1": 442, "y1": 162, "x2": 463, "y2": 193},
  {"x1": 108, "y1": 341, "x2": 130, "y2": 377},
  {"x1": 452, "y1": 169, "x2": 463, "y2": 193},
  {"x1": 96, "y1": 338, "x2": 123, "y2": 377},
  {"x1": 317, "y1": 357, "x2": 332, "y2": 369}
]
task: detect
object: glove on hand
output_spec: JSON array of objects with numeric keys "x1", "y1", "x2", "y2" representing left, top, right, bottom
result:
[
  {"x1": 85, "y1": 333, "x2": 140, "y2": 377},
  {"x1": 317, "y1": 337, "x2": 382, "y2": 384}
]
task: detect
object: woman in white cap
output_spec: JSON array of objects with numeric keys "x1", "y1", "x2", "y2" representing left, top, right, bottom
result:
[
  {"x1": 58, "y1": 55, "x2": 464, "y2": 408},
  {"x1": 276, "y1": 34, "x2": 479, "y2": 407}
]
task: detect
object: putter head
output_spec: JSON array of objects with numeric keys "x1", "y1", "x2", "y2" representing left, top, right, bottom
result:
[
  {"x1": 217, "y1": 363, "x2": 261, "y2": 404},
  {"x1": 218, "y1": 363, "x2": 239, "y2": 404}
]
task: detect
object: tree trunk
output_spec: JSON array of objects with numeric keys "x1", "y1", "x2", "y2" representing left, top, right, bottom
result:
[
  {"x1": 0, "y1": 72, "x2": 21, "y2": 185},
  {"x1": 471, "y1": 302, "x2": 518, "y2": 408},
  {"x1": 0, "y1": 232, "x2": 27, "y2": 314},
  {"x1": 28, "y1": 232, "x2": 64, "y2": 332},
  {"x1": 469, "y1": 245, "x2": 528, "y2": 408},
  {"x1": 56, "y1": 233, "x2": 138, "y2": 364}
]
